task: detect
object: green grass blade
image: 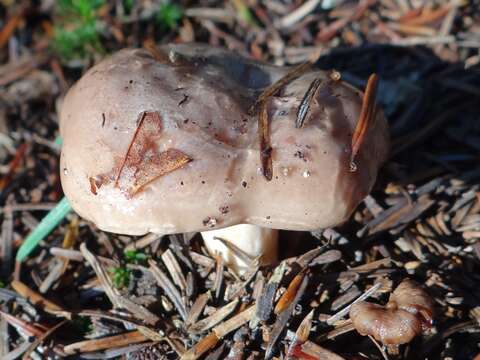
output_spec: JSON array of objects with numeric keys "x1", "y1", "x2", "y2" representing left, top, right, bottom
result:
[{"x1": 16, "y1": 197, "x2": 72, "y2": 262}]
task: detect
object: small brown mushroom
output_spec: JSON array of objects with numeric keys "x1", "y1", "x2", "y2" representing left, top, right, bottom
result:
[
  {"x1": 60, "y1": 44, "x2": 388, "y2": 272},
  {"x1": 349, "y1": 279, "x2": 434, "y2": 345}
]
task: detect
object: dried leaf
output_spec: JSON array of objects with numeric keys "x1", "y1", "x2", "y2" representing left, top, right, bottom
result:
[
  {"x1": 366, "y1": 195, "x2": 435, "y2": 235},
  {"x1": 310, "y1": 249, "x2": 342, "y2": 266},
  {"x1": 295, "y1": 309, "x2": 314, "y2": 343},
  {"x1": 143, "y1": 40, "x2": 172, "y2": 64},
  {"x1": 115, "y1": 111, "x2": 192, "y2": 196}
]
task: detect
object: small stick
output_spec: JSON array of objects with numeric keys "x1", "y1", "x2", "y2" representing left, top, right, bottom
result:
[
  {"x1": 258, "y1": 101, "x2": 273, "y2": 181},
  {"x1": 287, "y1": 309, "x2": 314, "y2": 358},
  {"x1": 250, "y1": 61, "x2": 313, "y2": 115},
  {"x1": 186, "y1": 292, "x2": 211, "y2": 327},
  {"x1": 143, "y1": 40, "x2": 171, "y2": 64},
  {"x1": 162, "y1": 249, "x2": 187, "y2": 293},
  {"x1": 11, "y1": 280, "x2": 63, "y2": 312},
  {"x1": 326, "y1": 282, "x2": 381, "y2": 325},
  {"x1": 252, "y1": 48, "x2": 322, "y2": 180},
  {"x1": 0, "y1": 311, "x2": 44, "y2": 338},
  {"x1": 369, "y1": 335, "x2": 389, "y2": 360},
  {"x1": 189, "y1": 299, "x2": 239, "y2": 334},
  {"x1": 63, "y1": 330, "x2": 148, "y2": 355},
  {"x1": 350, "y1": 73, "x2": 379, "y2": 171},
  {"x1": 296, "y1": 77, "x2": 323, "y2": 128},
  {"x1": 212, "y1": 255, "x2": 224, "y2": 301},
  {"x1": 148, "y1": 259, "x2": 188, "y2": 321},
  {"x1": 274, "y1": 270, "x2": 306, "y2": 315},
  {"x1": 22, "y1": 320, "x2": 67, "y2": 360},
  {"x1": 181, "y1": 306, "x2": 255, "y2": 360}
]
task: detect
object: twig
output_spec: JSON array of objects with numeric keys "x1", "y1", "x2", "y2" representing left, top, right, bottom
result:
[
  {"x1": 10, "y1": 280, "x2": 63, "y2": 312},
  {"x1": 63, "y1": 330, "x2": 148, "y2": 355},
  {"x1": 189, "y1": 299, "x2": 239, "y2": 334},
  {"x1": 22, "y1": 320, "x2": 68, "y2": 360},
  {"x1": 275, "y1": 0, "x2": 322, "y2": 29},
  {"x1": 326, "y1": 282, "x2": 382, "y2": 325},
  {"x1": 368, "y1": 335, "x2": 389, "y2": 360},
  {"x1": 350, "y1": 73, "x2": 378, "y2": 171},
  {"x1": 148, "y1": 259, "x2": 188, "y2": 321},
  {"x1": 258, "y1": 101, "x2": 273, "y2": 181},
  {"x1": 80, "y1": 244, "x2": 160, "y2": 326},
  {"x1": 296, "y1": 77, "x2": 323, "y2": 128}
]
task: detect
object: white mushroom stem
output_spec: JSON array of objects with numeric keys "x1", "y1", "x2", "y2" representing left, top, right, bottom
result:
[{"x1": 201, "y1": 224, "x2": 278, "y2": 275}]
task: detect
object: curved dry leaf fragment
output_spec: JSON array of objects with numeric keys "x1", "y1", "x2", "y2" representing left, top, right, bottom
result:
[{"x1": 114, "y1": 111, "x2": 192, "y2": 196}]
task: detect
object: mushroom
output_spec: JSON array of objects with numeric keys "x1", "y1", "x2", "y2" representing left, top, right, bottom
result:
[
  {"x1": 349, "y1": 279, "x2": 434, "y2": 345},
  {"x1": 60, "y1": 44, "x2": 389, "y2": 273}
]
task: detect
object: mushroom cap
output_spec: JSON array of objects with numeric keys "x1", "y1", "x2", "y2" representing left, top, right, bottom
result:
[
  {"x1": 349, "y1": 279, "x2": 434, "y2": 345},
  {"x1": 349, "y1": 302, "x2": 422, "y2": 345},
  {"x1": 60, "y1": 44, "x2": 389, "y2": 235}
]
